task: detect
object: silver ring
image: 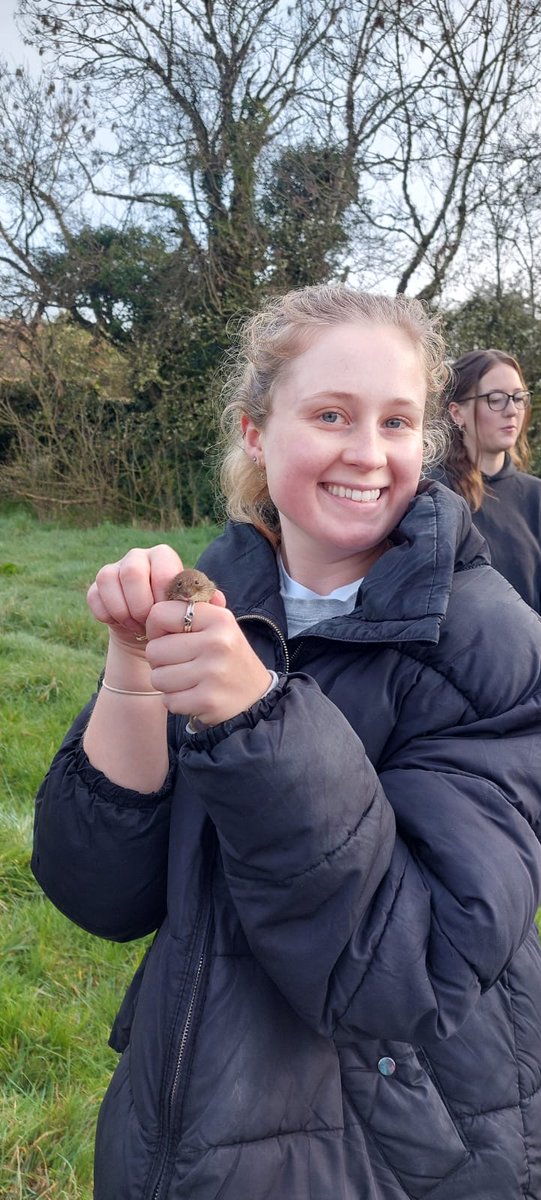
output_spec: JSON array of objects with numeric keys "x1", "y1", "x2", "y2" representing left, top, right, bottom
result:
[{"x1": 183, "y1": 600, "x2": 196, "y2": 632}]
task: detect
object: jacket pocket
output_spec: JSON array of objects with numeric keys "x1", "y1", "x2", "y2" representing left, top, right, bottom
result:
[
  {"x1": 340, "y1": 1041, "x2": 469, "y2": 1199},
  {"x1": 108, "y1": 947, "x2": 151, "y2": 1053}
]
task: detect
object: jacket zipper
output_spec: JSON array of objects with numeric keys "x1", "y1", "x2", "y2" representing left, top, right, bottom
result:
[
  {"x1": 150, "y1": 616, "x2": 287, "y2": 1200},
  {"x1": 288, "y1": 640, "x2": 305, "y2": 669},
  {"x1": 238, "y1": 613, "x2": 290, "y2": 672},
  {"x1": 150, "y1": 905, "x2": 212, "y2": 1200},
  {"x1": 168, "y1": 946, "x2": 206, "y2": 1112}
]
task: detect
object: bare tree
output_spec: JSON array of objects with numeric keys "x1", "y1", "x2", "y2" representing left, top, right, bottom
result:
[
  {"x1": 6, "y1": 0, "x2": 541, "y2": 308},
  {"x1": 0, "y1": 60, "x2": 101, "y2": 318},
  {"x1": 3, "y1": 0, "x2": 541, "y2": 522},
  {"x1": 463, "y1": 125, "x2": 541, "y2": 316},
  {"x1": 352, "y1": 0, "x2": 541, "y2": 299},
  {"x1": 17, "y1": 0, "x2": 349, "y2": 309}
]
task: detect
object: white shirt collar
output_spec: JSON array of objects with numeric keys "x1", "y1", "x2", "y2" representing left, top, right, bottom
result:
[{"x1": 278, "y1": 554, "x2": 363, "y2": 602}]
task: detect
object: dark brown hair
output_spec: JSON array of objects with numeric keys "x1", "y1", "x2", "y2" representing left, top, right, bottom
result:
[{"x1": 442, "y1": 348, "x2": 531, "y2": 511}]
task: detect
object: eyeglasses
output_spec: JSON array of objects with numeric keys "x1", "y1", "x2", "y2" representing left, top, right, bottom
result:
[{"x1": 457, "y1": 390, "x2": 531, "y2": 411}]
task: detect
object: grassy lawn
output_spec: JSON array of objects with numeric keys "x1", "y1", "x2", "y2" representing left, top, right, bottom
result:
[
  {"x1": 1, "y1": 505, "x2": 540, "y2": 1198},
  {"x1": 0, "y1": 507, "x2": 218, "y2": 1199}
]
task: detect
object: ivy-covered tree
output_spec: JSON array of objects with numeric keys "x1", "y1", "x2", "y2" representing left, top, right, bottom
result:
[
  {"x1": 260, "y1": 143, "x2": 357, "y2": 289},
  {"x1": 35, "y1": 225, "x2": 180, "y2": 343},
  {"x1": 2, "y1": 1, "x2": 541, "y2": 523},
  {"x1": 9, "y1": 0, "x2": 541, "y2": 307}
]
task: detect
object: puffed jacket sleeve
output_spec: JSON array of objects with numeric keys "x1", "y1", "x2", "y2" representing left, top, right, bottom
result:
[
  {"x1": 32, "y1": 698, "x2": 175, "y2": 941},
  {"x1": 179, "y1": 670, "x2": 541, "y2": 1047}
]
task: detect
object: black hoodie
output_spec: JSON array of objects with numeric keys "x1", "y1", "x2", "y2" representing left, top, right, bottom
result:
[{"x1": 433, "y1": 454, "x2": 541, "y2": 613}]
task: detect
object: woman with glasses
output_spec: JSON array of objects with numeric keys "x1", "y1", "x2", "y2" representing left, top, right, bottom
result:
[{"x1": 438, "y1": 347, "x2": 541, "y2": 612}]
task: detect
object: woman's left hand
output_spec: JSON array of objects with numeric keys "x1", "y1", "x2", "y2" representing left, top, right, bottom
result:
[{"x1": 144, "y1": 596, "x2": 274, "y2": 726}]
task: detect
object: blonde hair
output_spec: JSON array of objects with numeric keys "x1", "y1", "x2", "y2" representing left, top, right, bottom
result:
[{"x1": 219, "y1": 283, "x2": 450, "y2": 541}]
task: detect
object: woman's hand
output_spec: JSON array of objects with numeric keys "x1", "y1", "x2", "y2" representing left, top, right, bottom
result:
[
  {"x1": 87, "y1": 544, "x2": 185, "y2": 647},
  {"x1": 84, "y1": 545, "x2": 189, "y2": 788},
  {"x1": 145, "y1": 598, "x2": 273, "y2": 727},
  {"x1": 87, "y1": 545, "x2": 272, "y2": 725}
]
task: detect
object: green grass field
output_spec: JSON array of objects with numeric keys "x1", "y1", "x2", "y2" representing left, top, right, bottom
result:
[
  {"x1": 0, "y1": 507, "x2": 218, "y2": 1199},
  {"x1": 1, "y1": 506, "x2": 540, "y2": 1198}
]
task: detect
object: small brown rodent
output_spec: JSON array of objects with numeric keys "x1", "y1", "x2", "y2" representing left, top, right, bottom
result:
[{"x1": 165, "y1": 568, "x2": 216, "y2": 603}]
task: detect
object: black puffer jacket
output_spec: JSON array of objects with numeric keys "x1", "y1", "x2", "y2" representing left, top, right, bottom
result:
[{"x1": 33, "y1": 482, "x2": 541, "y2": 1200}]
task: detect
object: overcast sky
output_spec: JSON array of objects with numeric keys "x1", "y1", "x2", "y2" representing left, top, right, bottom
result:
[{"x1": 2, "y1": 0, "x2": 41, "y2": 70}]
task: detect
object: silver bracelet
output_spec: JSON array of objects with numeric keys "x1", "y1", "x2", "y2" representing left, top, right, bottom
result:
[{"x1": 102, "y1": 681, "x2": 163, "y2": 696}]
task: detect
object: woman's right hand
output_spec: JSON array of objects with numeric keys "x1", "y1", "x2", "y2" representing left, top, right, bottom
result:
[
  {"x1": 87, "y1": 544, "x2": 185, "y2": 648},
  {"x1": 85, "y1": 545, "x2": 184, "y2": 789}
]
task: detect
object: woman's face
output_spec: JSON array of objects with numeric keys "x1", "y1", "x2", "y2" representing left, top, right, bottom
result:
[
  {"x1": 242, "y1": 321, "x2": 426, "y2": 590},
  {"x1": 448, "y1": 361, "x2": 526, "y2": 465}
]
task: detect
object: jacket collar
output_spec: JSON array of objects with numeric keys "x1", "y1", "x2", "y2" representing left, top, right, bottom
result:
[{"x1": 199, "y1": 482, "x2": 489, "y2": 646}]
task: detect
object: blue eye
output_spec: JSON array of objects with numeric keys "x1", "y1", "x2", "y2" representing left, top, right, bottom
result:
[
  {"x1": 320, "y1": 411, "x2": 340, "y2": 423},
  {"x1": 385, "y1": 417, "x2": 405, "y2": 429}
]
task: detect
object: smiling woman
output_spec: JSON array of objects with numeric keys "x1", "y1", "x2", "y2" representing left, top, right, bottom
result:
[
  {"x1": 240, "y1": 323, "x2": 426, "y2": 592},
  {"x1": 32, "y1": 284, "x2": 541, "y2": 1200},
  {"x1": 221, "y1": 289, "x2": 448, "y2": 548}
]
